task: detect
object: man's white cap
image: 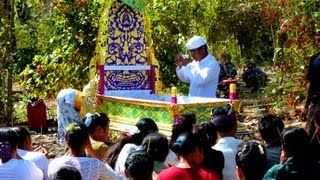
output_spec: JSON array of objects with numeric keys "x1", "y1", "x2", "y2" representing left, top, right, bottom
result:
[{"x1": 186, "y1": 36, "x2": 207, "y2": 50}]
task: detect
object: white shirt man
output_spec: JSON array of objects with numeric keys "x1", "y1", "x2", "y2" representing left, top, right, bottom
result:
[{"x1": 176, "y1": 36, "x2": 220, "y2": 98}]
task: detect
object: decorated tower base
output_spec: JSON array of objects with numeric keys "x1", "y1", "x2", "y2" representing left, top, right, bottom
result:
[{"x1": 93, "y1": 0, "x2": 240, "y2": 137}]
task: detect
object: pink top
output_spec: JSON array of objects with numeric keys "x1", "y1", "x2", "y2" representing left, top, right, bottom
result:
[{"x1": 157, "y1": 166, "x2": 221, "y2": 180}]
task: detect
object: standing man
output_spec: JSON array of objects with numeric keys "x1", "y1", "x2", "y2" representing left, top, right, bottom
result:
[
  {"x1": 302, "y1": 33, "x2": 320, "y2": 139},
  {"x1": 176, "y1": 36, "x2": 220, "y2": 98}
]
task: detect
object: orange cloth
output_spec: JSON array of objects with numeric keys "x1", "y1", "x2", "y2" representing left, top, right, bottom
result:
[{"x1": 74, "y1": 91, "x2": 84, "y2": 111}]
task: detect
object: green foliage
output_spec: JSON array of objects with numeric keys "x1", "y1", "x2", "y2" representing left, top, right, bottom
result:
[
  {"x1": 260, "y1": 0, "x2": 320, "y2": 107},
  {"x1": 6, "y1": 0, "x2": 320, "y2": 123},
  {"x1": 18, "y1": 0, "x2": 104, "y2": 97}
]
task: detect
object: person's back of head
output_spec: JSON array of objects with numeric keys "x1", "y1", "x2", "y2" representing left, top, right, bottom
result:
[
  {"x1": 53, "y1": 166, "x2": 82, "y2": 180},
  {"x1": 170, "y1": 113, "x2": 196, "y2": 148},
  {"x1": 281, "y1": 126, "x2": 309, "y2": 157},
  {"x1": 125, "y1": 150, "x2": 153, "y2": 180},
  {"x1": 211, "y1": 104, "x2": 237, "y2": 117},
  {"x1": 193, "y1": 121, "x2": 217, "y2": 148},
  {"x1": 65, "y1": 122, "x2": 89, "y2": 151},
  {"x1": 210, "y1": 104, "x2": 238, "y2": 135},
  {"x1": 134, "y1": 118, "x2": 159, "y2": 146},
  {"x1": 0, "y1": 127, "x2": 19, "y2": 163},
  {"x1": 273, "y1": 127, "x2": 311, "y2": 180},
  {"x1": 142, "y1": 132, "x2": 169, "y2": 162},
  {"x1": 171, "y1": 132, "x2": 203, "y2": 162},
  {"x1": 258, "y1": 114, "x2": 284, "y2": 145},
  {"x1": 236, "y1": 140, "x2": 267, "y2": 180},
  {"x1": 211, "y1": 115, "x2": 237, "y2": 134},
  {"x1": 12, "y1": 126, "x2": 32, "y2": 150}
]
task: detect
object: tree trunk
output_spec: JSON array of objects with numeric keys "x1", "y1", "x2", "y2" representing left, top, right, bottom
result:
[
  {"x1": 6, "y1": 0, "x2": 15, "y2": 125},
  {"x1": 0, "y1": 0, "x2": 15, "y2": 125}
]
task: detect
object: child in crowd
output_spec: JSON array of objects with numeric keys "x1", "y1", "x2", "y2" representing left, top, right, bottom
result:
[
  {"x1": 258, "y1": 114, "x2": 284, "y2": 169},
  {"x1": 193, "y1": 121, "x2": 224, "y2": 178},
  {"x1": 0, "y1": 127, "x2": 43, "y2": 180},
  {"x1": 235, "y1": 140, "x2": 267, "y2": 180},
  {"x1": 12, "y1": 126, "x2": 49, "y2": 180},
  {"x1": 211, "y1": 105, "x2": 243, "y2": 180},
  {"x1": 83, "y1": 112, "x2": 110, "y2": 160},
  {"x1": 157, "y1": 132, "x2": 220, "y2": 180},
  {"x1": 48, "y1": 122, "x2": 116, "y2": 180},
  {"x1": 141, "y1": 132, "x2": 169, "y2": 178},
  {"x1": 53, "y1": 166, "x2": 82, "y2": 180},
  {"x1": 125, "y1": 150, "x2": 154, "y2": 180}
]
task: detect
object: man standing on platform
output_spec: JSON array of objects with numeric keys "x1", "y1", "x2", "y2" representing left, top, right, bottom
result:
[{"x1": 176, "y1": 36, "x2": 220, "y2": 98}]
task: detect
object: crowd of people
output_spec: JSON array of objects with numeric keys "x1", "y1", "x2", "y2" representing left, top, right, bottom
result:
[{"x1": 2, "y1": 105, "x2": 320, "y2": 180}]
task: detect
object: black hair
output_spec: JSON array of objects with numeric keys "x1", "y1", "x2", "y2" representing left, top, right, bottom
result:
[
  {"x1": 211, "y1": 115, "x2": 237, "y2": 132},
  {"x1": 12, "y1": 126, "x2": 31, "y2": 149},
  {"x1": 236, "y1": 140, "x2": 267, "y2": 180},
  {"x1": 211, "y1": 104, "x2": 237, "y2": 117},
  {"x1": 281, "y1": 126, "x2": 309, "y2": 157},
  {"x1": 142, "y1": 132, "x2": 169, "y2": 162},
  {"x1": 65, "y1": 122, "x2": 89, "y2": 151},
  {"x1": 258, "y1": 114, "x2": 284, "y2": 143},
  {"x1": 193, "y1": 121, "x2": 217, "y2": 148},
  {"x1": 132, "y1": 118, "x2": 159, "y2": 146},
  {"x1": 170, "y1": 112, "x2": 196, "y2": 149},
  {"x1": 105, "y1": 134, "x2": 133, "y2": 169},
  {"x1": 171, "y1": 132, "x2": 202, "y2": 157},
  {"x1": 105, "y1": 118, "x2": 158, "y2": 169},
  {"x1": 0, "y1": 127, "x2": 19, "y2": 163},
  {"x1": 83, "y1": 113, "x2": 109, "y2": 134},
  {"x1": 125, "y1": 150, "x2": 153, "y2": 180},
  {"x1": 53, "y1": 166, "x2": 82, "y2": 180}
]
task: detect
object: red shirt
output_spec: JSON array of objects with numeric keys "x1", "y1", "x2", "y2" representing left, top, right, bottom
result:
[{"x1": 157, "y1": 166, "x2": 221, "y2": 180}]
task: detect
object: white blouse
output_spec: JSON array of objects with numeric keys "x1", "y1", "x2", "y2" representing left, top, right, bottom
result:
[
  {"x1": 0, "y1": 158, "x2": 43, "y2": 180},
  {"x1": 48, "y1": 156, "x2": 116, "y2": 180}
]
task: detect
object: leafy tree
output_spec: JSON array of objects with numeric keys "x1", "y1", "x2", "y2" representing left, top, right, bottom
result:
[
  {"x1": 0, "y1": 0, "x2": 16, "y2": 125},
  {"x1": 19, "y1": 0, "x2": 104, "y2": 97}
]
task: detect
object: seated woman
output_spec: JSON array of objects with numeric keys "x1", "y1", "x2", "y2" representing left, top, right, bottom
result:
[
  {"x1": 141, "y1": 132, "x2": 169, "y2": 178},
  {"x1": 235, "y1": 140, "x2": 267, "y2": 180},
  {"x1": 48, "y1": 122, "x2": 116, "y2": 180},
  {"x1": 83, "y1": 112, "x2": 110, "y2": 160},
  {"x1": 157, "y1": 132, "x2": 221, "y2": 180},
  {"x1": 125, "y1": 150, "x2": 154, "y2": 180},
  {"x1": 0, "y1": 127, "x2": 43, "y2": 180},
  {"x1": 12, "y1": 126, "x2": 49, "y2": 179},
  {"x1": 193, "y1": 121, "x2": 224, "y2": 178}
]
